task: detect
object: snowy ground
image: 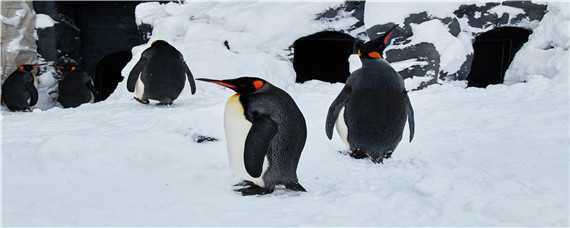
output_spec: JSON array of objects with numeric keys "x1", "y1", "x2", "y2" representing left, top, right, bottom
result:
[
  {"x1": 3, "y1": 76, "x2": 568, "y2": 226},
  {"x1": 2, "y1": 1, "x2": 569, "y2": 226}
]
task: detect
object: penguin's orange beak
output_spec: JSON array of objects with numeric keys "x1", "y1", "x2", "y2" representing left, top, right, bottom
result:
[
  {"x1": 196, "y1": 78, "x2": 238, "y2": 89},
  {"x1": 368, "y1": 51, "x2": 382, "y2": 59}
]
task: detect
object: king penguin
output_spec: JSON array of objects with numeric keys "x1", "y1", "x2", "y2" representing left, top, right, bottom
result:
[
  {"x1": 127, "y1": 40, "x2": 196, "y2": 105},
  {"x1": 1, "y1": 64, "x2": 38, "y2": 111},
  {"x1": 197, "y1": 77, "x2": 307, "y2": 196},
  {"x1": 56, "y1": 62, "x2": 97, "y2": 108},
  {"x1": 325, "y1": 26, "x2": 415, "y2": 163}
]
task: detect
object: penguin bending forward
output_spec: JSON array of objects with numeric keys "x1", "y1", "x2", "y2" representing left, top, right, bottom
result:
[
  {"x1": 326, "y1": 26, "x2": 415, "y2": 163},
  {"x1": 57, "y1": 62, "x2": 97, "y2": 108},
  {"x1": 1, "y1": 64, "x2": 38, "y2": 111},
  {"x1": 127, "y1": 40, "x2": 196, "y2": 105},
  {"x1": 197, "y1": 77, "x2": 307, "y2": 196}
]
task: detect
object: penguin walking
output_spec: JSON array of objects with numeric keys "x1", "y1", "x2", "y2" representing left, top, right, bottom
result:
[
  {"x1": 1, "y1": 64, "x2": 38, "y2": 111},
  {"x1": 325, "y1": 26, "x2": 415, "y2": 163},
  {"x1": 56, "y1": 62, "x2": 97, "y2": 108},
  {"x1": 127, "y1": 40, "x2": 196, "y2": 105},
  {"x1": 197, "y1": 77, "x2": 307, "y2": 195}
]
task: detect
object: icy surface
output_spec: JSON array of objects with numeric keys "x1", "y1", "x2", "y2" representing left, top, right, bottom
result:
[{"x1": 2, "y1": 1, "x2": 569, "y2": 226}]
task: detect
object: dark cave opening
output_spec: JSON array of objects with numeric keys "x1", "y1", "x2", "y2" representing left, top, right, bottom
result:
[
  {"x1": 467, "y1": 27, "x2": 531, "y2": 88},
  {"x1": 293, "y1": 31, "x2": 355, "y2": 83},
  {"x1": 94, "y1": 51, "x2": 133, "y2": 102}
]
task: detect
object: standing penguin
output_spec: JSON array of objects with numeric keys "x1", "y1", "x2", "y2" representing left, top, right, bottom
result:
[
  {"x1": 1, "y1": 64, "x2": 38, "y2": 111},
  {"x1": 127, "y1": 40, "x2": 196, "y2": 105},
  {"x1": 325, "y1": 26, "x2": 415, "y2": 163},
  {"x1": 57, "y1": 61, "x2": 97, "y2": 108},
  {"x1": 197, "y1": 77, "x2": 307, "y2": 195}
]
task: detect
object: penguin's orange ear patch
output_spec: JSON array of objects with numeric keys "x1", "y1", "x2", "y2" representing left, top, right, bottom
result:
[
  {"x1": 368, "y1": 51, "x2": 382, "y2": 59},
  {"x1": 253, "y1": 80, "x2": 264, "y2": 90}
]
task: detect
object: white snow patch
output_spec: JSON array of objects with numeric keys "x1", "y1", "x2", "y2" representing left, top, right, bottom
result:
[
  {"x1": 488, "y1": 5, "x2": 526, "y2": 21},
  {"x1": 395, "y1": 19, "x2": 472, "y2": 77},
  {"x1": 35, "y1": 14, "x2": 56, "y2": 29}
]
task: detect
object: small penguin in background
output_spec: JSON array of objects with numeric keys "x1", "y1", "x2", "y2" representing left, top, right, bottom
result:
[
  {"x1": 1, "y1": 64, "x2": 39, "y2": 111},
  {"x1": 56, "y1": 58, "x2": 96, "y2": 108},
  {"x1": 127, "y1": 40, "x2": 196, "y2": 105},
  {"x1": 197, "y1": 77, "x2": 307, "y2": 196},
  {"x1": 326, "y1": 26, "x2": 415, "y2": 163}
]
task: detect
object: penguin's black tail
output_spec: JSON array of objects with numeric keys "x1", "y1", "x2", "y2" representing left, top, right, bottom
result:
[{"x1": 285, "y1": 182, "x2": 307, "y2": 192}]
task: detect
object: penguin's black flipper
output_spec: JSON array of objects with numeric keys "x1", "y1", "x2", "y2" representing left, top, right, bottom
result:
[
  {"x1": 27, "y1": 84, "x2": 38, "y2": 106},
  {"x1": 183, "y1": 61, "x2": 196, "y2": 94},
  {"x1": 326, "y1": 86, "x2": 351, "y2": 139},
  {"x1": 127, "y1": 53, "x2": 147, "y2": 92},
  {"x1": 404, "y1": 93, "x2": 415, "y2": 142},
  {"x1": 244, "y1": 115, "x2": 277, "y2": 178}
]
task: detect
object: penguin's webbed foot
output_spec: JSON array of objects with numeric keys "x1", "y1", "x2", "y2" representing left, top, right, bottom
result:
[
  {"x1": 370, "y1": 156, "x2": 384, "y2": 164},
  {"x1": 134, "y1": 97, "x2": 149, "y2": 104},
  {"x1": 349, "y1": 149, "x2": 368, "y2": 159},
  {"x1": 234, "y1": 185, "x2": 274, "y2": 196},
  {"x1": 233, "y1": 180, "x2": 255, "y2": 187},
  {"x1": 285, "y1": 183, "x2": 307, "y2": 192}
]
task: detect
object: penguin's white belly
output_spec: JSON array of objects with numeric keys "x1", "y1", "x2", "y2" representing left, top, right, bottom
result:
[
  {"x1": 134, "y1": 76, "x2": 145, "y2": 99},
  {"x1": 224, "y1": 94, "x2": 268, "y2": 187},
  {"x1": 335, "y1": 107, "x2": 349, "y2": 147}
]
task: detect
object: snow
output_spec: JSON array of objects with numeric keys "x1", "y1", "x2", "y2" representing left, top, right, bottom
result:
[
  {"x1": 488, "y1": 5, "x2": 526, "y2": 22},
  {"x1": 3, "y1": 1, "x2": 569, "y2": 226},
  {"x1": 35, "y1": 14, "x2": 56, "y2": 29},
  {"x1": 505, "y1": 2, "x2": 570, "y2": 84},
  {"x1": 364, "y1": 1, "x2": 476, "y2": 26},
  {"x1": 393, "y1": 19, "x2": 472, "y2": 77}
]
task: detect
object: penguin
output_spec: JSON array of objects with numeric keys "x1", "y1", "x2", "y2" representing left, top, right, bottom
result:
[
  {"x1": 325, "y1": 26, "x2": 415, "y2": 163},
  {"x1": 127, "y1": 40, "x2": 196, "y2": 105},
  {"x1": 56, "y1": 62, "x2": 97, "y2": 108},
  {"x1": 196, "y1": 77, "x2": 307, "y2": 196},
  {"x1": 1, "y1": 64, "x2": 38, "y2": 111}
]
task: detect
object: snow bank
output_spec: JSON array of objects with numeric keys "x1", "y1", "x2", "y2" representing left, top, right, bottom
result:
[{"x1": 505, "y1": 2, "x2": 570, "y2": 84}]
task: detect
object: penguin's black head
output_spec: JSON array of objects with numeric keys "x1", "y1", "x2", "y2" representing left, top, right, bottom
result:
[
  {"x1": 151, "y1": 40, "x2": 171, "y2": 47},
  {"x1": 354, "y1": 25, "x2": 397, "y2": 59},
  {"x1": 55, "y1": 63, "x2": 78, "y2": 74},
  {"x1": 196, "y1": 77, "x2": 266, "y2": 95}
]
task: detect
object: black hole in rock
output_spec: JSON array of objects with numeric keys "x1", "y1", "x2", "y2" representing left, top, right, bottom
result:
[
  {"x1": 93, "y1": 51, "x2": 132, "y2": 101},
  {"x1": 293, "y1": 31, "x2": 355, "y2": 83},
  {"x1": 467, "y1": 27, "x2": 531, "y2": 88}
]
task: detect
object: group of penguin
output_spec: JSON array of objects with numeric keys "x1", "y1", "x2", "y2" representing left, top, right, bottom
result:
[
  {"x1": 2, "y1": 57, "x2": 98, "y2": 111},
  {"x1": 2, "y1": 27, "x2": 415, "y2": 196}
]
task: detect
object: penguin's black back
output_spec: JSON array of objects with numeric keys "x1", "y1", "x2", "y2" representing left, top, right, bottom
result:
[
  {"x1": 345, "y1": 59, "x2": 407, "y2": 153},
  {"x1": 241, "y1": 84, "x2": 307, "y2": 186},
  {"x1": 2, "y1": 71, "x2": 36, "y2": 111},
  {"x1": 58, "y1": 71, "x2": 93, "y2": 108},
  {"x1": 140, "y1": 44, "x2": 187, "y2": 101}
]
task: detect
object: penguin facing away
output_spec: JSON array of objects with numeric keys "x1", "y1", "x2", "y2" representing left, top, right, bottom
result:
[
  {"x1": 56, "y1": 62, "x2": 97, "y2": 108},
  {"x1": 326, "y1": 26, "x2": 415, "y2": 163},
  {"x1": 197, "y1": 77, "x2": 307, "y2": 196},
  {"x1": 127, "y1": 40, "x2": 196, "y2": 105},
  {"x1": 1, "y1": 64, "x2": 39, "y2": 111}
]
